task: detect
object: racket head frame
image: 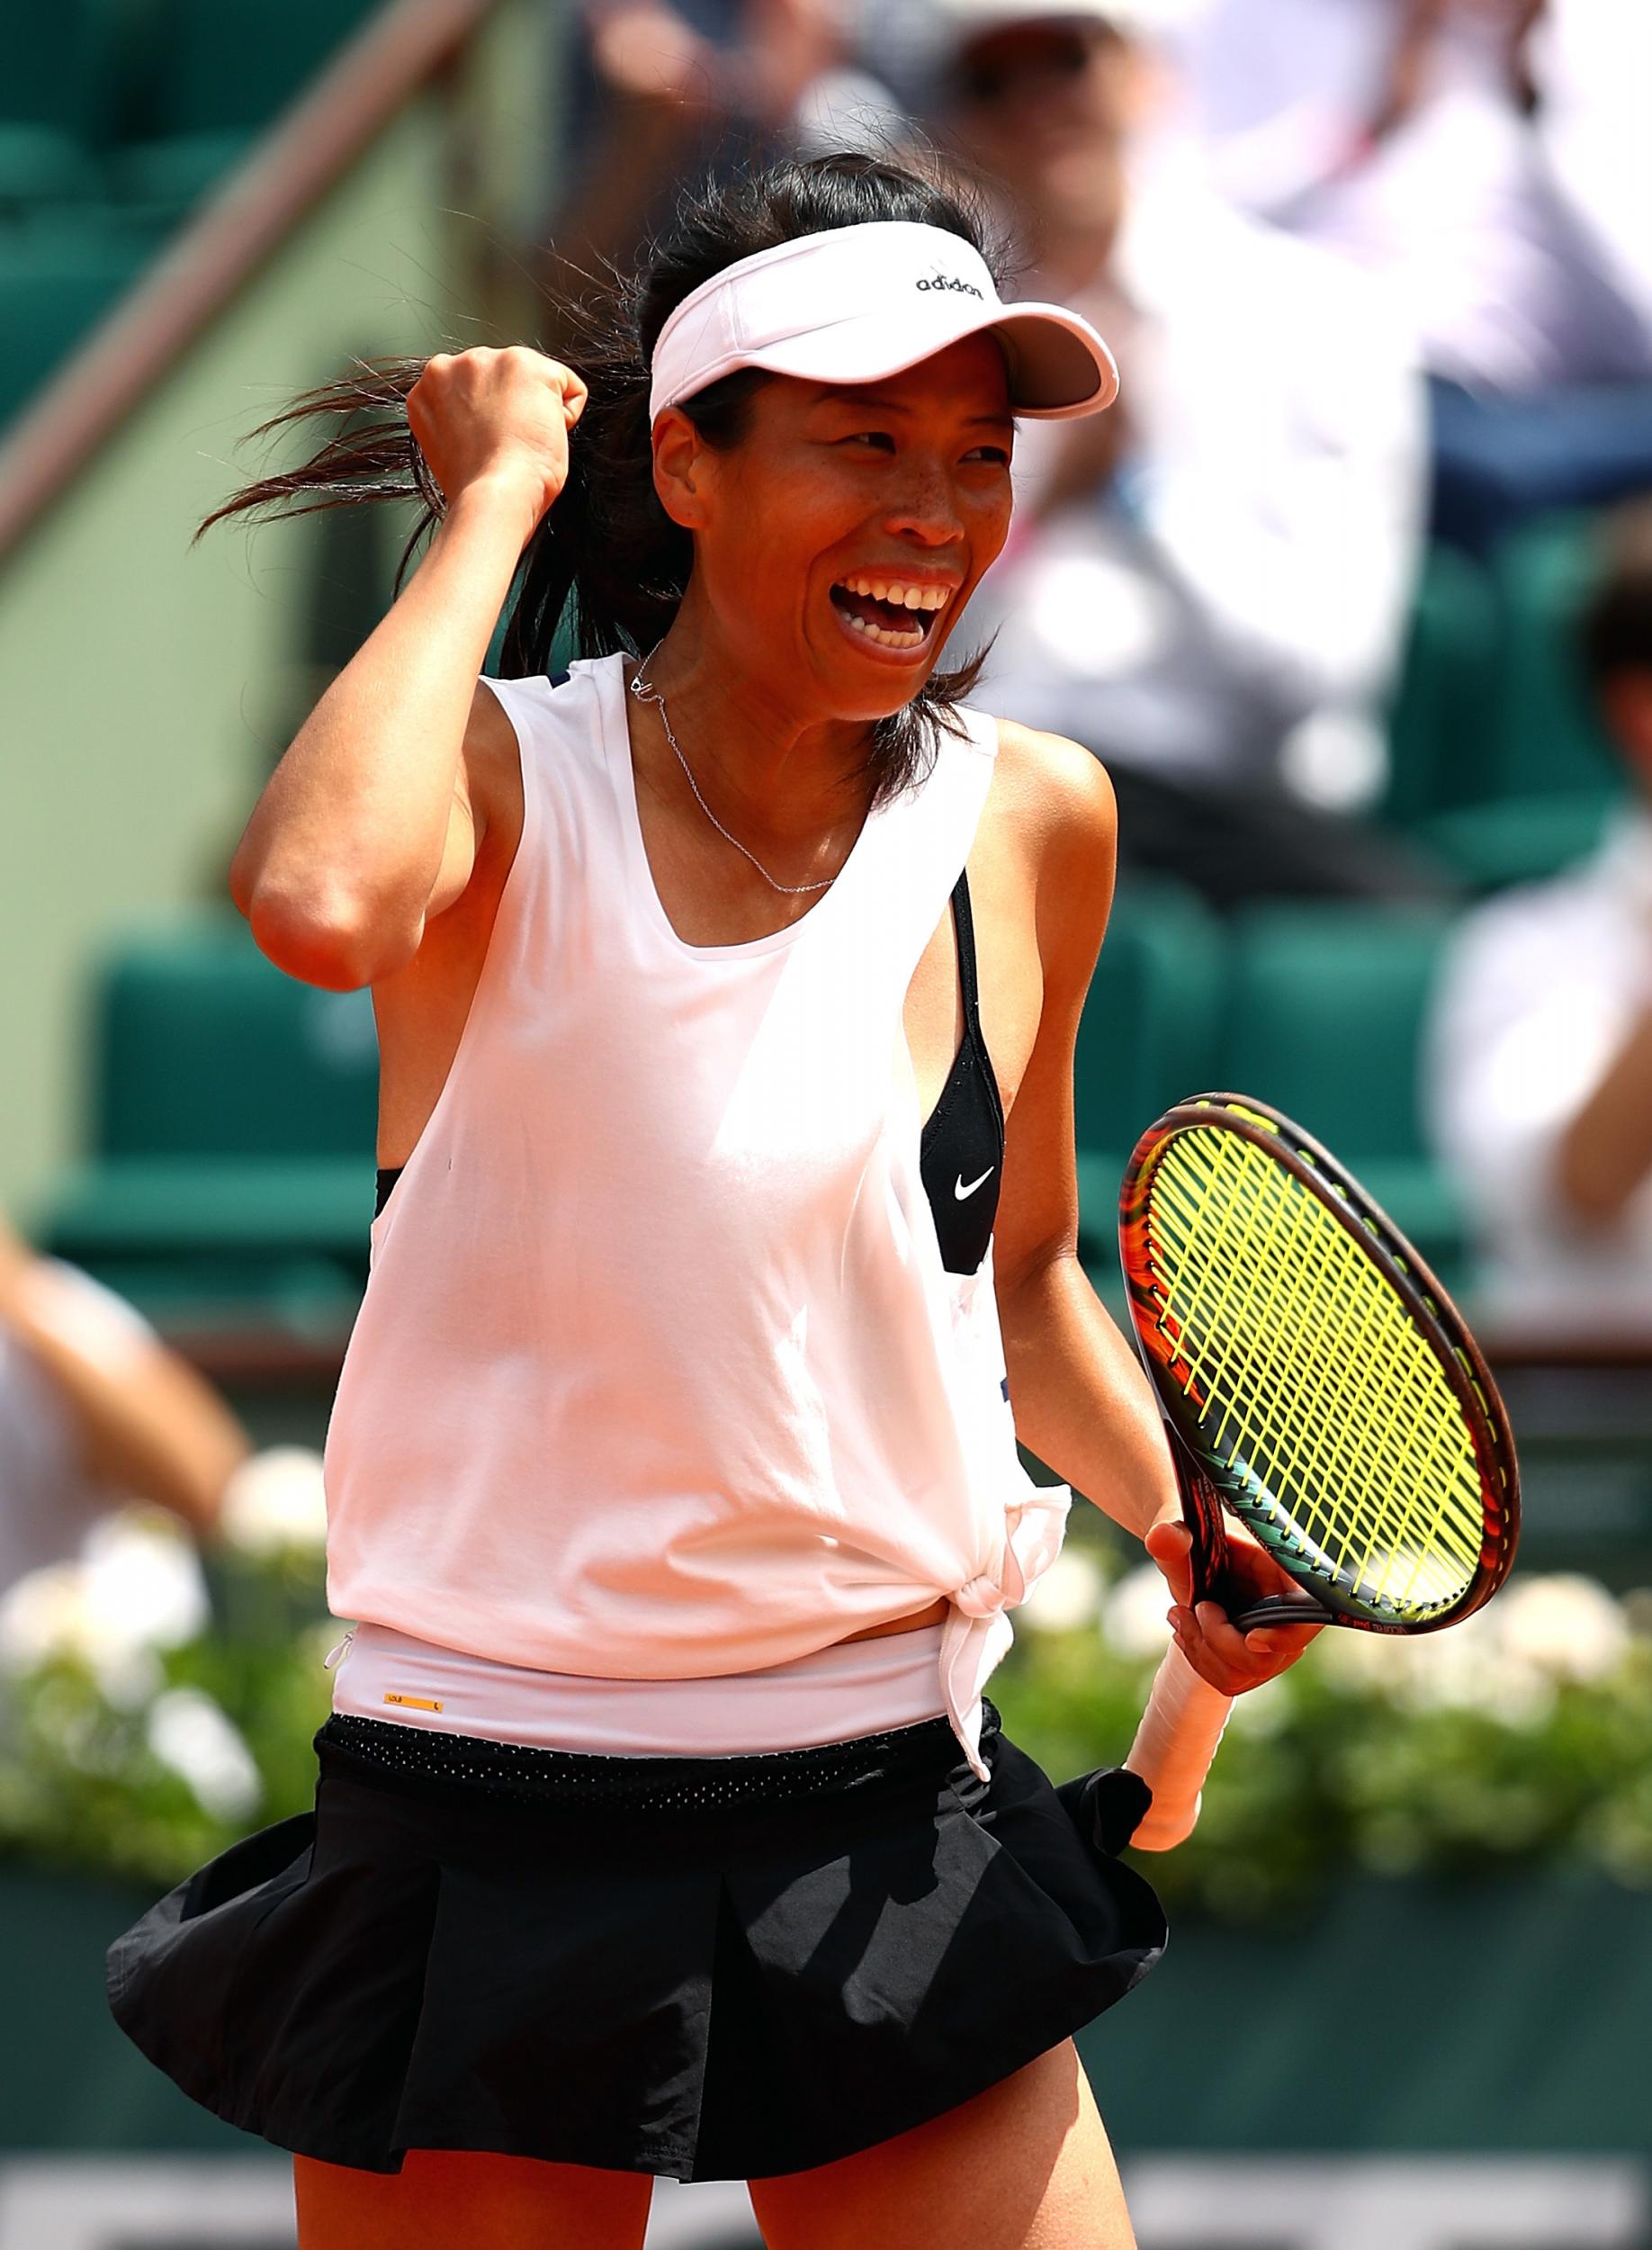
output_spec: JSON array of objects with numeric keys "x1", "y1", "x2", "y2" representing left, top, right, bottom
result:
[{"x1": 1119, "y1": 1091, "x2": 1521, "y2": 1635}]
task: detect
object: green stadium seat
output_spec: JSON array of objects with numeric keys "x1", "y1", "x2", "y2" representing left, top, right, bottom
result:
[
  {"x1": 121, "y1": 0, "x2": 385, "y2": 140},
  {"x1": 1391, "y1": 513, "x2": 1625, "y2": 892},
  {"x1": 41, "y1": 1162, "x2": 377, "y2": 1262},
  {"x1": 0, "y1": 0, "x2": 390, "y2": 404},
  {"x1": 1380, "y1": 543, "x2": 1501, "y2": 825},
  {"x1": 100, "y1": 129, "x2": 256, "y2": 218},
  {"x1": 92, "y1": 922, "x2": 379, "y2": 1159},
  {"x1": 1486, "y1": 510, "x2": 1621, "y2": 804},
  {"x1": 0, "y1": 0, "x2": 120, "y2": 144},
  {"x1": 1215, "y1": 903, "x2": 1469, "y2": 1290},
  {"x1": 0, "y1": 126, "x2": 104, "y2": 212},
  {"x1": 1072, "y1": 876, "x2": 1225, "y2": 1264},
  {"x1": 35, "y1": 912, "x2": 379, "y2": 1320},
  {"x1": 90, "y1": 0, "x2": 382, "y2": 219},
  {"x1": 0, "y1": 218, "x2": 152, "y2": 426},
  {"x1": 1416, "y1": 787, "x2": 1622, "y2": 893}
]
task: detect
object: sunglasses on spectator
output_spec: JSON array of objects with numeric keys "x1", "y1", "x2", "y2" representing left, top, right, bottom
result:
[{"x1": 954, "y1": 22, "x2": 1115, "y2": 106}]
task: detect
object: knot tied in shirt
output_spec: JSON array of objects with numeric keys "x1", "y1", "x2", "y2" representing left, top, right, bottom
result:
[
  {"x1": 954, "y1": 1567, "x2": 1021, "y2": 1620},
  {"x1": 941, "y1": 1483, "x2": 1073, "y2": 1781}
]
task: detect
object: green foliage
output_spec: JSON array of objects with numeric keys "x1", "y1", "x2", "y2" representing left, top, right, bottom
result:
[
  {"x1": 0, "y1": 1528, "x2": 334, "y2": 1888},
  {"x1": 4, "y1": 1507, "x2": 1650, "y2": 1920},
  {"x1": 995, "y1": 1545, "x2": 1652, "y2": 1921}
]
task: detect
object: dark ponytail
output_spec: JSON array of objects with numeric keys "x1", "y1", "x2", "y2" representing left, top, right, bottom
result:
[{"x1": 196, "y1": 151, "x2": 1011, "y2": 805}]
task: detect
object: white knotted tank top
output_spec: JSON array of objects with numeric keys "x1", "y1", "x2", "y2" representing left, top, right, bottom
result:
[{"x1": 320, "y1": 652, "x2": 1071, "y2": 1778}]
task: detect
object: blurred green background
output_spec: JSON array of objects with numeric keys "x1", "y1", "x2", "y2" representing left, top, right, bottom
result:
[{"x1": 0, "y1": 0, "x2": 1648, "y2": 2237}]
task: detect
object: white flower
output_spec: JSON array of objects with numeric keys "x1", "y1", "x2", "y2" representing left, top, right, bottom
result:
[
  {"x1": 0, "y1": 1565, "x2": 100, "y2": 1675},
  {"x1": 1495, "y1": 1574, "x2": 1629, "y2": 1685},
  {"x1": 0, "y1": 1509, "x2": 208, "y2": 1697},
  {"x1": 218, "y1": 1446, "x2": 328, "y2": 1555},
  {"x1": 80, "y1": 1510, "x2": 210, "y2": 1650},
  {"x1": 1385, "y1": 1606, "x2": 1556, "y2": 1727},
  {"x1": 1020, "y1": 1551, "x2": 1105, "y2": 1634},
  {"x1": 1103, "y1": 1562, "x2": 1174, "y2": 1660},
  {"x1": 146, "y1": 1688, "x2": 262, "y2": 1822},
  {"x1": 1306, "y1": 1579, "x2": 1627, "y2": 1723},
  {"x1": 96, "y1": 1643, "x2": 166, "y2": 1710}
]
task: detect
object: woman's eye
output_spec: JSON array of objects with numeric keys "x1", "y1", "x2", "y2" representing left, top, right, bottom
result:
[
  {"x1": 965, "y1": 445, "x2": 1012, "y2": 466},
  {"x1": 842, "y1": 430, "x2": 896, "y2": 451}
]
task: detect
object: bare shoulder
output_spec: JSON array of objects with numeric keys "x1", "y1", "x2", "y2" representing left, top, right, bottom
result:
[{"x1": 989, "y1": 715, "x2": 1117, "y2": 896}]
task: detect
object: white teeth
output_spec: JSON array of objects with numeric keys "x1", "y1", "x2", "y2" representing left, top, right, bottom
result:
[
  {"x1": 844, "y1": 612, "x2": 925, "y2": 651},
  {"x1": 838, "y1": 576, "x2": 953, "y2": 611}
]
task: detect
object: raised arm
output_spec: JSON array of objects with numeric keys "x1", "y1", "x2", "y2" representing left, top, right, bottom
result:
[{"x1": 228, "y1": 349, "x2": 587, "y2": 991}]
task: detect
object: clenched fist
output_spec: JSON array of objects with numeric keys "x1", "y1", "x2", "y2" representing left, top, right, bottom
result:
[{"x1": 407, "y1": 346, "x2": 588, "y2": 546}]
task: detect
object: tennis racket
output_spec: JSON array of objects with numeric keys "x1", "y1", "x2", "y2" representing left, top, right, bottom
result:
[{"x1": 1113, "y1": 1092, "x2": 1521, "y2": 1850}]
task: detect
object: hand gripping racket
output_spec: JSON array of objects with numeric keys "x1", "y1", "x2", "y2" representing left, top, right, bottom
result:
[{"x1": 1114, "y1": 1093, "x2": 1521, "y2": 1850}]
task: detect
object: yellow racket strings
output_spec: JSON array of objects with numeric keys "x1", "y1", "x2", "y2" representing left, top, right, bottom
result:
[
  {"x1": 1153, "y1": 1140, "x2": 1480, "y2": 1609},
  {"x1": 1143, "y1": 1130, "x2": 1484, "y2": 1616},
  {"x1": 1154, "y1": 1140, "x2": 1406, "y2": 1581},
  {"x1": 1150, "y1": 1135, "x2": 1482, "y2": 1609},
  {"x1": 1153, "y1": 1158, "x2": 1472, "y2": 1612}
]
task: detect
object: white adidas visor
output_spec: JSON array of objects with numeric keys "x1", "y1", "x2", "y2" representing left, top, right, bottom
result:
[{"x1": 648, "y1": 220, "x2": 1118, "y2": 426}]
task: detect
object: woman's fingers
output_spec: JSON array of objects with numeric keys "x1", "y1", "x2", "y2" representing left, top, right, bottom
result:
[
  {"x1": 1146, "y1": 1512, "x2": 1321, "y2": 1690},
  {"x1": 1168, "y1": 1598, "x2": 1321, "y2": 1695},
  {"x1": 1143, "y1": 1517, "x2": 1195, "y2": 1610},
  {"x1": 408, "y1": 347, "x2": 589, "y2": 534}
]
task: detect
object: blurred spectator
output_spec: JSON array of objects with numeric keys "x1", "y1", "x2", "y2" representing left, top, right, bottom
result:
[
  {"x1": 1426, "y1": 498, "x2": 1652, "y2": 1335},
  {"x1": 1176, "y1": 0, "x2": 1652, "y2": 553},
  {"x1": 0, "y1": 1211, "x2": 250, "y2": 1604},
  {"x1": 925, "y1": 0, "x2": 1450, "y2": 908},
  {"x1": 1535, "y1": 0, "x2": 1652, "y2": 333},
  {"x1": 543, "y1": 0, "x2": 907, "y2": 310}
]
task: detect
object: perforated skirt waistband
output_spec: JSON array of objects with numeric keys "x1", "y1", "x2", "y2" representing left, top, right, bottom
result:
[{"x1": 313, "y1": 1700, "x2": 990, "y2": 1816}]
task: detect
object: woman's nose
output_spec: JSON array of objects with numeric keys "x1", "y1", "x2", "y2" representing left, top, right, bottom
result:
[{"x1": 884, "y1": 465, "x2": 966, "y2": 545}]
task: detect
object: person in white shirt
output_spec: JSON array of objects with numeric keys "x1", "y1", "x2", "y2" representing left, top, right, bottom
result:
[
  {"x1": 923, "y1": 0, "x2": 1449, "y2": 906},
  {"x1": 1176, "y1": 0, "x2": 1652, "y2": 553},
  {"x1": 1426, "y1": 500, "x2": 1652, "y2": 1337},
  {"x1": 105, "y1": 152, "x2": 1319, "y2": 2245},
  {"x1": 1534, "y1": 0, "x2": 1652, "y2": 339},
  {"x1": 0, "y1": 1213, "x2": 248, "y2": 1605}
]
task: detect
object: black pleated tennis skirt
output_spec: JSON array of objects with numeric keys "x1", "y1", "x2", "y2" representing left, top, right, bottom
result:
[{"x1": 104, "y1": 1699, "x2": 1167, "y2": 2182}]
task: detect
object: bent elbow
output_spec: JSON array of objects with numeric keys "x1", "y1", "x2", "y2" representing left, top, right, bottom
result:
[{"x1": 245, "y1": 883, "x2": 417, "y2": 990}]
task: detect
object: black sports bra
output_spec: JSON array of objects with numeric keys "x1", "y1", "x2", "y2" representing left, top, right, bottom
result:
[
  {"x1": 916, "y1": 866, "x2": 1005, "y2": 1274},
  {"x1": 373, "y1": 860, "x2": 1005, "y2": 1277}
]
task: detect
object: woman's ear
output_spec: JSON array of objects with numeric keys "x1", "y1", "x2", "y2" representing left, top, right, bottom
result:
[{"x1": 651, "y1": 406, "x2": 710, "y2": 531}]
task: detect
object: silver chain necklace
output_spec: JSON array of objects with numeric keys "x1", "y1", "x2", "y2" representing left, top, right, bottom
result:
[{"x1": 628, "y1": 643, "x2": 840, "y2": 896}]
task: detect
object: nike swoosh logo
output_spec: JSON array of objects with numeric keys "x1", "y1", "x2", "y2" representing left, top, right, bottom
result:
[{"x1": 954, "y1": 1167, "x2": 995, "y2": 1201}]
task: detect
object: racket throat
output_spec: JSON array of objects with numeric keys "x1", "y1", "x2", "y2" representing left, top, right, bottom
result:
[{"x1": 1226, "y1": 1592, "x2": 1338, "y2": 1632}]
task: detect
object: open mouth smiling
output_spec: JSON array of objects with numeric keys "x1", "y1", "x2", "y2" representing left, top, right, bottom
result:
[{"x1": 828, "y1": 574, "x2": 956, "y2": 654}]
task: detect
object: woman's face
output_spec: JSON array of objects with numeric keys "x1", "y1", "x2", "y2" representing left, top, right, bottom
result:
[{"x1": 655, "y1": 331, "x2": 1017, "y2": 722}]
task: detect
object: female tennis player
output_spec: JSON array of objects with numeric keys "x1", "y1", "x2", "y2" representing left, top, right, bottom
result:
[{"x1": 105, "y1": 153, "x2": 1318, "y2": 2249}]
